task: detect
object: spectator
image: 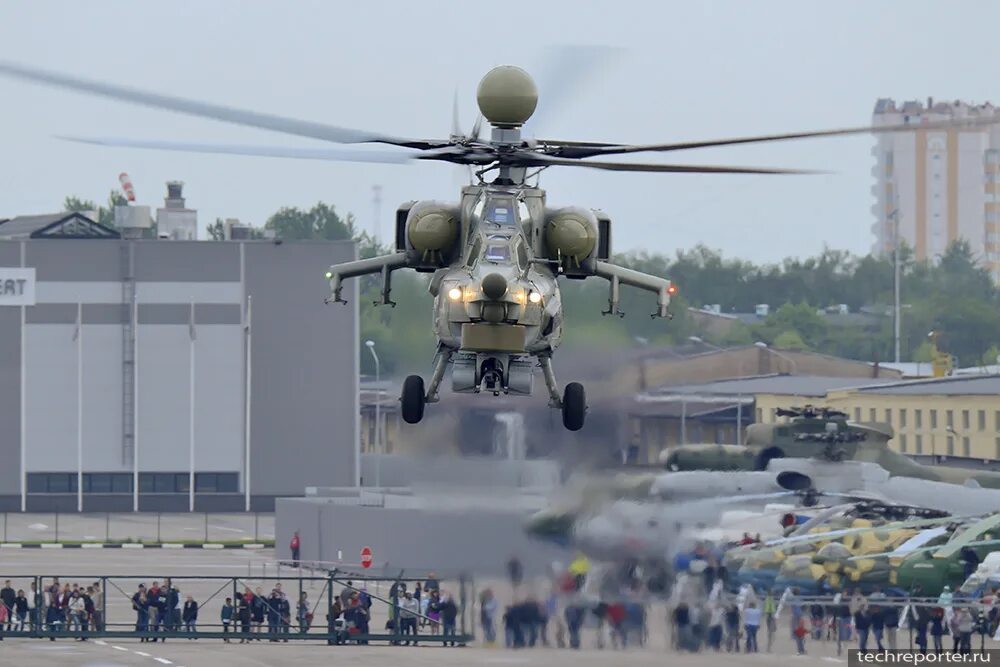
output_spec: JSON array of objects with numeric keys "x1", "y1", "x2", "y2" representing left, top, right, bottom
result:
[
  {"x1": 399, "y1": 591, "x2": 419, "y2": 646},
  {"x1": 0, "y1": 580, "x2": 14, "y2": 632},
  {"x1": 440, "y1": 592, "x2": 459, "y2": 646},
  {"x1": 507, "y1": 556, "x2": 524, "y2": 591},
  {"x1": 68, "y1": 591, "x2": 85, "y2": 637},
  {"x1": 251, "y1": 587, "x2": 265, "y2": 638},
  {"x1": 91, "y1": 582, "x2": 104, "y2": 632},
  {"x1": 221, "y1": 597, "x2": 233, "y2": 643},
  {"x1": 326, "y1": 599, "x2": 345, "y2": 646},
  {"x1": 568, "y1": 554, "x2": 589, "y2": 591},
  {"x1": 673, "y1": 601, "x2": 693, "y2": 651},
  {"x1": 503, "y1": 605, "x2": 522, "y2": 648},
  {"x1": 169, "y1": 582, "x2": 182, "y2": 634},
  {"x1": 14, "y1": 590, "x2": 27, "y2": 632},
  {"x1": 929, "y1": 608, "x2": 945, "y2": 653},
  {"x1": 480, "y1": 589, "x2": 498, "y2": 645},
  {"x1": 707, "y1": 602, "x2": 724, "y2": 651},
  {"x1": 424, "y1": 572, "x2": 441, "y2": 595},
  {"x1": 724, "y1": 603, "x2": 740, "y2": 652},
  {"x1": 267, "y1": 591, "x2": 281, "y2": 641},
  {"x1": 949, "y1": 608, "x2": 961, "y2": 653},
  {"x1": 909, "y1": 593, "x2": 930, "y2": 654},
  {"x1": 763, "y1": 590, "x2": 777, "y2": 652},
  {"x1": 426, "y1": 590, "x2": 442, "y2": 633},
  {"x1": 870, "y1": 602, "x2": 885, "y2": 651},
  {"x1": 297, "y1": 592, "x2": 311, "y2": 633},
  {"x1": 810, "y1": 601, "x2": 825, "y2": 640},
  {"x1": 793, "y1": 617, "x2": 808, "y2": 655},
  {"x1": 956, "y1": 607, "x2": 974, "y2": 654},
  {"x1": 81, "y1": 587, "x2": 95, "y2": 639},
  {"x1": 237, "y1": 590, "x2": 252, "y2": 643},
  {"x1": 277, "y1": 590, "x2": 291, "y2": 640},
  {"x1": 854, "y1": 605, "x2": 871, "y2": 652},
  {"x1": 961, "y1": 547, "x2": 980, "y2": 581},
  {"x1": 743, "y1": 601, "x2": 761, "y2": 653},
  {"x1": 27, "y1": 581, "x2": 39, "y2": 632},
  {"x1": 883, "y1": 603, "x2": 899, "y2": 650},
  {"x1": 290, "y1": 531, "x2": 301, "y2": 567},
  {"x1": 564, "y1": 602, "x2": 585, "y2": 650},
  {"x1": 132, "y1": 585, "x2": 148, "y2": 641},
  {"x1": 182, "y1": 595, "x2": 198, "y2": 636}
]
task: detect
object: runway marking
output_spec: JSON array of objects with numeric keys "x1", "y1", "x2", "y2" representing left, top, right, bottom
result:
[
  {"x1": 823, "y1": 658, "x2": 845, "y2": 663},
  {"x1": 154, "y1": 658, "x2": 173, "y2": 664},
  {"x1": 135, "y1": 650, "x2": 152, "y2": 657},
  {"x1": 112, "y1": 645, "x2": 129, "y2": 651},
  {"x1": 94, "y1": 639, "x2": 107, "y2": 645}
]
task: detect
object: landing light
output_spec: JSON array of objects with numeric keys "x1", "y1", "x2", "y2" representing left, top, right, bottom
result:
[
  {"x1": 528, "y1": 290, "x2": 542, "y2": 304},
  {"x1": 448, "y1": 287, "x2": 463, "y2": 301},
  {"x1": 667, "y1": 284, "x2": 677, "y2": 295},
  {"x1": 325, "y1": 271, "x2": 333, "y2": 280}
]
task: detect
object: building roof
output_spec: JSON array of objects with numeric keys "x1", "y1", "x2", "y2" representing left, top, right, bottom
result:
[
  {"x1": 855, "y1": 374, "x2": 1000, "y2": 396},
  {"x1": 0, "y1": 212, "x2": 119, "y2": 239},
  {"x1": 644, "y1": 374, "x2": 892, "y2": 399},
  {"x1": 868, "y1": 362, "x2": 935, "y2": 378}
]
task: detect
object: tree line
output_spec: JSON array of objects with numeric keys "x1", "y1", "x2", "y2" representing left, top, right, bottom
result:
[{"x1": 64, "y1": 196, "x2": 1000, "y2": 374}]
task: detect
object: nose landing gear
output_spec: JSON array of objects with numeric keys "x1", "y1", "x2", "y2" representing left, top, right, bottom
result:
[
  {"x1": 561, "y1": 382, "x2": 586, "y2": 431},
  {"x1": 401, "y1": 375, "x2": 426, "y2": 424}
]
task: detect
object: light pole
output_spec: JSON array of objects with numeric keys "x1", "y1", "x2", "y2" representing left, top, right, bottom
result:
[
  {"x1": 365, "y1": 340, "x2": 381, "y2": 489},
  {"x1": 889, "y1": 207, "x2": 902, "y2": 363}
]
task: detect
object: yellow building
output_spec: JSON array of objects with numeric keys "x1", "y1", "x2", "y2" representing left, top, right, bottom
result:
[{"x1": 755, "y1": 375, "x2": 1000, "y2": 462}]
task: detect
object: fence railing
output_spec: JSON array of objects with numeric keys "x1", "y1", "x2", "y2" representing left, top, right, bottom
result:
[
  {"x1": 0, "y1": 512, "x2": 274, "y2": 544},
  {"x1": 0, "y1": 572, "x2": 473, "y2": 646}
]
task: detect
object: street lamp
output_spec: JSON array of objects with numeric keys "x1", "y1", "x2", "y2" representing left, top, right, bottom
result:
[
  {"x1": 689, "y1": 336, "x2": 723, "y2": 352},
  {"x1": 365, "y1": 340, "x2": 381, "y2": 488},
  {"x1": 754, "y1": 341, "x2": 798, "y2": 374}
]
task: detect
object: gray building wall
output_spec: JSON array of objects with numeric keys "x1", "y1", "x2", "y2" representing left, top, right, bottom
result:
[
  {"x1": 276, "y1": 497, "x2": 571, "y2": 577},
  {"x1": 0, "y1": 239, "x2": 358, "y2": 511}
]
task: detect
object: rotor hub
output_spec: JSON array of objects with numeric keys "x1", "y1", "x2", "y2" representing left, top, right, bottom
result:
[{"x1": 476, "y1": 66, "x2": 538, "y2": 128}]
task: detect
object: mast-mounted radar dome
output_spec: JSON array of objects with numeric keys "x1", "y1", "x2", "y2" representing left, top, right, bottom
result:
[{"x1": 476, "y1": 66, "x2": 538, "y2": 128}]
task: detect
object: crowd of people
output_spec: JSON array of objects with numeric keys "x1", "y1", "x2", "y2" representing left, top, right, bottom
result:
[{"x1": 0, "y1": 578, "x2": 105, "y2": 640}]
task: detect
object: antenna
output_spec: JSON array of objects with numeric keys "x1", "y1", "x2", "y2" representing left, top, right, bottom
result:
[{"x1": 371, "y1": 185, "x2": 382, "y2": 247}]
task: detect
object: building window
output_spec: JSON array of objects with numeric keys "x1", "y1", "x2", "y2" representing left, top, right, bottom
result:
[
  {"x1": 27, "y1": 473, "x2": 134, "y2": 494},
  {"x1": 915, "y1": 410, "x2": 923, "y2": 429},
  {"x1": 885, "y1": 408, "x2": 893, "y2": 424},
  {"x1": 900, "y1": 409, "x2": 907, "y2": 428},
  {"x1": 854, "y1": 408, "x2": 861, "y2": 421},
  {"x1": 980, "y1": 410, "x2": 987, "y2": 431},
  {"x1": 869, "y1": 408, "x2": 877, "y2": 421},
  {"x1": 996, "y1": 437, "x2": 1000, "y2": 460},
  {"x1": 946, "y1": 411, "x2": 954, "y2": 428},
  {"x1": 756, "y1": 408, "x2": 762, "y2": 422},
  {"x1": 195, "y1": 473, "x2": 239, "y2": 493},
  {"x1": 963, "y1": 437, "x2": 971, "y2": 458},
  {"x1": 930, "y1": 410, "x2": 938, "y2": 429},
  {"x1": 899, "y1": 434, "x2": 907, "y2": 452},
  {"x1": 915, "y1": 435, "x2": 923, "y2": 454},
  {"x1": 996, "y1": 411, "x2": 1000, "y2": 431},
  {"x1": 947, "y1": 437, "x2": 955, "y2": 456},
  {"x1": 962, "y1": 410, "x2": 970, "y2": 431}
]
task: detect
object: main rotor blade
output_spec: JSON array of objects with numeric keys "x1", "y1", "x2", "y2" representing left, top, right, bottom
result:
[
  {"x1": 521, "y1": 154, "x2": 819, "y2": 174},
  {"x1": 552, "y1": 115, "x2": 1000, "y2": 159},
  {"x1": 58, "y1": 136, "x2": 418, "y2": 164},
  {"x1": 0, "y1": 60, "x2": 441, "y2": 149},
  {"x1": 527, "y1": 44, "x2": 625, "y2": 138}
]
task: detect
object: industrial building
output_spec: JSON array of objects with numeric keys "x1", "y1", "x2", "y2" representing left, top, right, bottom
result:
[
  {"x1": 0, "y1": 219, "x2": 358, "y2": 512},
  {"x1": 871, "y1": 98, "x2": 1000, "y2": 281}
]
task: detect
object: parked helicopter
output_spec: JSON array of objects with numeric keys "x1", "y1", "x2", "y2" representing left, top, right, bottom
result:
[
  {"x1": 1, "y1": 62, "x2": 993, "y2": 430},
  {"x1": 662, "y1": 405, "x2": 1000, "y2": 489}
]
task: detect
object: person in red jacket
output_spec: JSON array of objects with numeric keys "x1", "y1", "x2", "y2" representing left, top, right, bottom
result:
[{"x1": 290, "y1": 532, "x2": 301, "y2": 567}]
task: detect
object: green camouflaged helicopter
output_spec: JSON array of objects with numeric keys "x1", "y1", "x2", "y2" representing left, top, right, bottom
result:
[{"x1": 662, "y1": 406, "x2": 1000, "y2": 489}]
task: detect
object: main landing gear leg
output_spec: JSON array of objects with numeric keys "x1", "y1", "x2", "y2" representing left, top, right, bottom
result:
[
  {"x1": 539, "y1": 355, "x2": 587, "y2": 431},
  {"x1": 401, "y1": 349, "x2": 452, "y2": 425}
]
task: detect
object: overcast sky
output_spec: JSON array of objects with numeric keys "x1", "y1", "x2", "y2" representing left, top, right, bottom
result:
[{"x1": 1, "y1": 1, "x2": 998, "y2": 263}]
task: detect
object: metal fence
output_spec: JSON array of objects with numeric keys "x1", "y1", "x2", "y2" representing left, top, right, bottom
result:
[
  {"x1": 0, "y1": 512, "x2": 274, "y2": 543},
  {"x1": 0, "y1": 571, "x2": 473, "y2": 645}
]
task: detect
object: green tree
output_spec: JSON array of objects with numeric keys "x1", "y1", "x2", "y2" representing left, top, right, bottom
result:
[
  {"x1": 773, "y1": 329, "x2": 808, "y2": 350},
  {"x1": 264, "y1": 202, "x2": 357, "y2": 241},
  {"x1": 63, "y1": 191, "x2": 127, "y2": 228}
]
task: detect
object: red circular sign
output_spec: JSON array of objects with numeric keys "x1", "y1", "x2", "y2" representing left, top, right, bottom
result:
[{"x1": 360, "y1": 546, "x2": 373, "y2": 569}]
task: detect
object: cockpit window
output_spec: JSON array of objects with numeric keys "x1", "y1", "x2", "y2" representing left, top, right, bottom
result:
[
  {"x1": 485, "y1": 198, "x2": 515, "y2": 226},
  {"x1": 484, "y1": 236, "x2": 511, "y2": 262}
]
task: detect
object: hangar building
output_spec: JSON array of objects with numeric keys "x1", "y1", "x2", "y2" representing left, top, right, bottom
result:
[{"x1": 0, "y1": 218, "x2": 358, "y2": 511}]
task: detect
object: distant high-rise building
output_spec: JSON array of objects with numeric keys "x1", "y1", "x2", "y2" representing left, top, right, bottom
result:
[
  {"x1": 156, "y1": 181, "x2": 197, "y2": 240},
  {"x1": 871, "y1": 98, "x2": 1000, "y2": 282}
]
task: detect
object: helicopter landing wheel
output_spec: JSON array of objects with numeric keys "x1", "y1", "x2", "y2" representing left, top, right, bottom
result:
[
  {"x1": 562, "y1": 382, "x2": 586, "y2": 431},
  {"x1": 401, "y1": 375, "x2": 426, "y2": 424}
]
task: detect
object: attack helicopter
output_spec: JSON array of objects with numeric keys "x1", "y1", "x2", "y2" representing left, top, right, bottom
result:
[{"x1": 2, "y1": 62, "x2": 994, "y2": 431}]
